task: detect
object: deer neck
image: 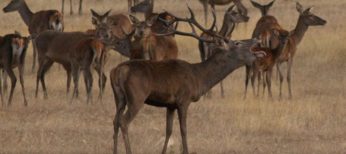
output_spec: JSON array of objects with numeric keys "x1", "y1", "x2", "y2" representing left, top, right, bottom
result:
[
  {"x1": 194, "y1": 49, "x2": 244, "y2": 94},
  {"x1": 219, "y1": 20, "x2": 235, "y2": 38},
  {"x1": 291, "y1": 16, "x2": 309, "y2": 45},
  {"x1": 17, "y1": 1, "x2": 33, "y2": 26}
]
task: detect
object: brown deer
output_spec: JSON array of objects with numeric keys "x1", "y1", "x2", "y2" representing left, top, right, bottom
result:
[
  {"x1": 244, "y1": 0, "x2": 286, "y2": 98},
  {"x1": 61, "y1": 0, "x2": 83, "y2": 15},
  {"x1": 276, "y1": 2, "x2": 326, "y2": 99},
  {"x1": 34, "y1": 31, "x2": 109, "y2": 103},
  {"x1": 110, "y1": 7, "x2": 266, "y2": 154},
  {"x1": 0, "y1": 32, "x2": 29, "y2": 107},
  {"x1": 3, "y1": 0, "x2": 64, "y2": 72},
  {"x1": 91, "y1": 9, "x2": 133, "y2": 57},
  {"x1": 199, "y1": 0, "x2": 248, "y2": 25},
  {"x1": 198, "y1": 5, "x2": 249, "y2": 98}
]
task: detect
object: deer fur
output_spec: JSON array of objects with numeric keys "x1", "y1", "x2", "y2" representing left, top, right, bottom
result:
[
  {"x1": 0, "y1": 32, "x2": 29, "y2": 107},
  {"x1": 3, "y1": 0, "x2": 64, "y2": 72}
]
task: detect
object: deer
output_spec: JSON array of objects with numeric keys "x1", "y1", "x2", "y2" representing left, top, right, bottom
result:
[
  {"x1": 34, "y1": 31, "x2": 110, "y2": 103},
  {"x1": 61, "y1": 0, "x2": 83, "y2": 15},
  {"x1": 110, "y1": 6, "x2": 266, "y2": 154},
  {"x1": 3, "y1": 0, "x2": 64, "y2": 72},
  {"x1": 91, "y1": 9, "x2": 133, "y2": 57},
  {"x1": 198, "y1": 0, "x2": 248, "y2": 25},
  {"x1": 0, "y1": 32, "x2": 29, "y2": 107},
  {"x1": 244, "y1": 0, "x2": 287, "y2": 99},
  {"x1": 276, "y1": 2, "x2": 326, "y2": 99},
  {"x1": 198, "y1": 4, "x2": 249, "y2": 98}
]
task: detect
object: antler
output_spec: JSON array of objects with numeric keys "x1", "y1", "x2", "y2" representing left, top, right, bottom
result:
[{"x1": 155, "y1": 6, "x2": 226, "y2": 42}]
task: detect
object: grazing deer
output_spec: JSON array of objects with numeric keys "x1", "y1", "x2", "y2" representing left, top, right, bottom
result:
[
  {"x1": 244, "y1": 0, "x2": 286, "y2": 98},
  {"x1": 198, "y1": 5, "x2": 249, "y2": 98},
  {"x1": 0, "y1": 32, "x2": 29, "y2": 107},
  {"x1": 91, "y1": 9, "x2": 133, "y2": 57},
  {"x1": 61, "y1": 0, "x2": 83, "y2": 15},
  {"x1": 34, "y1": 31, "x2": 109, "y2": 103},
  {"x1": 276, "y1": 2, "x2": 326, "y2": 99},
  {"x1": 3, "y1": 0, "x2": 64, "y2": 72},
  {"x1": 110, "y1": 7, "x2": 266, "y2": 154},
  {"x1": 199, "y1": 0, "x2": 248, "y2": 25}
]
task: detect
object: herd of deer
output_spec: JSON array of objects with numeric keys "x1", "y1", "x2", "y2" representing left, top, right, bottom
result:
[{"x1": 0, "y1": 0, "x2": 326, "y2": 153}]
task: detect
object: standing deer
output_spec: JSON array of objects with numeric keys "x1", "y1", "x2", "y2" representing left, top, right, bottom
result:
[
  {"x1": 244, "y1": 0, "x2": 287, "y2": 98},
  {"x1": 3, "y1": 0, "x2": 64, "y2": 72},
  {"x1": 110, "y1": 7, "x2": 266, "y2": 154},
  {"x1": 34, "y1": 31, "x2": 110, "y2": 103},
  {"x1": 0, "y1": 32, "x2": 29, "y2": 107},
  {"x1": 199, "y1": 0, "x2": 248, "y2": 25},
  {"x1": 61, "y1": 0, "x2": 83, "y2": 15},
  {"x1": 198, "y1": 5, "x2": 249, "y2": 98},
  {"x1": 276, "y1": 2, "x2": 326, "y2": 99}
]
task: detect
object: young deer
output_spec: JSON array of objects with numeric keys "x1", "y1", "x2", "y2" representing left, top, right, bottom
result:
[
  {"x1": 198, "y1": 5, "x2": 249, "y2": 98},
  {"x1": 61, "y1": 0, "x2": 83, "y2": 15},
  {"x1": 244, "y1": 0, "x2": 287, "y2": 98},
  {"x1": 276, "y1": 2, "x2": 326, "y2": 99},
  {"x1": 0, "y1": 32, "x2": 29, "y2": 107},
  {"x1": 35, "y1": 31, "x2": 109, "y2": 103},
  {"x1": 110, "y1": 7, "x2": 266, "y2": 154},
  {"x1": 3, "y1": 0, "x2": 64, "y2": 72}
]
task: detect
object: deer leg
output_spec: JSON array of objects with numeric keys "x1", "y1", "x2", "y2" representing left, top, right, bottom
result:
[
  {"x1": 112, "y1": 85, "x2": 127, "y2": 154},
  {"x1": 63, "y1": 64, "x2": 72, "y2": 95},
  {"x1": 2, "y1": 70, "x2": 8, "y2": 96},
  {"x1": 220, "y1": 81, "x2": 225, "y2": 98},
  {"x1": 244, "y1": 65, "x2": 251, "y2": 99},
  {"x1": 40, "y1": 61, "x2": 54, "y2": 100},
  {"x1": 5, "y1": 67, "x2": 17, "y2": 106},
  {"x1": 162, "y1": 108, "x2": 175, "y2": 154},
  {"x1": 83, "y1": 68, "x2": 93, "y2": 104},
  {"x1": 277, "y1": 63, "x2": 284, "y2": 100},
  {"x1": 266, "y1": 69, "x2": 273, "y2": 99},
  {"x1": 31, "y1": 39, "x2": 37, "y2": 72},
  {"x1": 178, "y1": 104, "x2": 190, "y2": 154},
  {"x1": 287, "y1": 59, "x2": 293, "y2": 99},
  {"x1": 257, "y1": 72, "x2": 261, "y2": 97},
  {"x1": 62, "y1": 0, "x2": 65, "y2": 14},
  {"x1": 0, "y1": 71, "x2": 4, "y2": 107},
  {"x1": 18, "y1": 64, "x2": 28, "y2": 106},
  {"x1": 94, "y1": 65, "x2": 106, "y2": 100},
  {"x1": 251, "y1": 68, "x2": 257, "y2": 97},
  {"x1": 78, "y1": 0, "x2": 83, "y2": 15},
  {"x1": 69, "y1": 0, "x2": 73, "y2": 15},
  {"x1": 71, "y1": 65, "x2": 80, "y2": 102},
  {"x1": 262, "y1": 72, "x2": 266, "y2": 96}
]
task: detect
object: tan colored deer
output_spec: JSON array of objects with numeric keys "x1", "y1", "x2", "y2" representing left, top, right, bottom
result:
[
  {"x1": 199, "y1": 0, "x2": 248, "y2": 25},
  {"x1": 0, "y1": 32, "x2": 29, "y2": 107},
  {"x1": 110, "y1": 7, "x2": 265, "y2": 154},
  {"x1": 276, "y1": 2, "x2": 326, "y2": 99},
  {"x1": 198, "y1": 5, "x2": 249, "y2": 98},
  {"x1": 3, "y1": 0, "x2": 64, "y2": 72},
  {"x1": 61, "y1": 0, "x2": 83, "y2": 15},
  {"x1": 34, "y1": 31, "x2": 109, "y2": 103}
]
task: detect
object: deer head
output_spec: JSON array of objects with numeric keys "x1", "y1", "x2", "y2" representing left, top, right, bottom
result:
[
  {"x1": 130, "y1": 0, "x2": 153, "y2": 13},
  {"x1": 224, "y1": 5, "x2": 249, "y2": 23},
  {"x1": 129, "y1": 14, "x2": 157, "y2": 39},
  {"x1": 3, "y1": 0, "x2": 24, "y2": 13},
  {"x1": 296, "y1": 2, "x2": 327, "y2": 26},
  {"x1": 250, "y1": 0, "x2": 275, "y2": 16},
  {"x1": 91, "y1": 9, "x2": 111, "y2": 27}
]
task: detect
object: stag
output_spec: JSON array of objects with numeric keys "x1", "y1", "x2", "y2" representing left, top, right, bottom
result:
[
  {"x1": 199, "y1": 0, "x2": 248, "y2": 25},
  {"x1": 276, "y1": 2, "x2": 326, "y2": 99},
  {"x1": 3, "y1": 0, "x2": 64, "y2": 72},
  {"x1": 244, "y1": 0, "x2": 287, "y2": 98},
  {"x1": 110, "y1": 7, "x2": 266, "y2": 154},
  {"x1": 61, "y1": 0, "x2": 83, "y2": 15},
  {"x1": 0, "y1": 32, "x2": 29, "y2": 107},
  {"x1": 34, "y1": 31, "x2": 110, "y2": 103},
  {"x1": 198, "y1": 5, "x2": 249, "y2": 98}
]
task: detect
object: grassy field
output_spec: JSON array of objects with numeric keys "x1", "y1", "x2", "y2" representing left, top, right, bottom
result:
[{"x1": 0, "y1": 0, "x2": 345, "y2": 153}]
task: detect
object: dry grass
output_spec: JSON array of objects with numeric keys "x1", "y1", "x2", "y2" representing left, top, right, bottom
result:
[{"x1": 0, "y1": 0, "x2": 345, "y2": 153}]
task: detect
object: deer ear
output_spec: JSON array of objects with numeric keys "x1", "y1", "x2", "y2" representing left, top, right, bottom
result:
[
  {"x1": 92, "y1": 17, "x2": 98, "y2": 25},
  {"x1": 267, "y1": 0, "x2": 275, "y2": 8},
  {"x1": 250, "y1": 0, "x2": 262, "y2": 9},
  {"x1": 296, "y1": 2, "x2": 304, "y2": 14},
  {"x1": 103, "y1": 9, "x2": 112, "y2": 17},
  {"x1": 90, "y1": 9, "x2": 100, "y2": 17},
  {"x1": 304, "y1": 7, "x2": 313, "y2": 13},
  {"x1": 14, "y1": 30, "x2": 21, "y2": 36},
  {"x1": 129, "y1": 15, "x2": 140, "y2": 24}
]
